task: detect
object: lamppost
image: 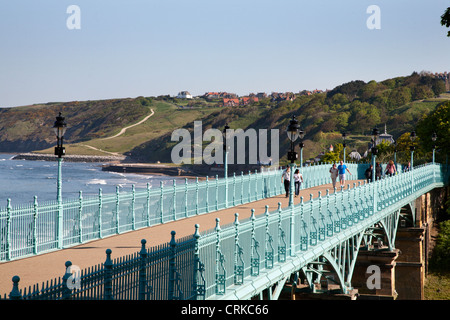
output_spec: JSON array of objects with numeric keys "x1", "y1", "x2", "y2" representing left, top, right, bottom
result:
[
  {"x1": 342, "y1": 132, "x2": 347, "y2": 161},
  {"x1": 393, "y1": 140, "x2": 397, "y2": 168},
  {"x1": 371, "y1": 127, "x2": 379, "y2": 215},
  {"x1": 298, "y1": 128, "x2": 305, "y2": 172},
  {"x1": 371, "y1": 127, "x2": 379, "y2": 183},
  {"x1": 410, "y1": 130, "x2": 416, "y2": 171},
  {"x1": 53, "y1": 112, "x2": 67, "y2": 201},
  {"x1": 286, "y1": 115, "x2": 299, "y2": 207},
  {"x1": 53, "y1": 112, "x2": 66, "y2": 249},
  {"x1": 223, "y1": 123, "x2": 230, "y2": 208},
  {"x1": 432, "y1": 132, "x2": 437, "y2": 164}
]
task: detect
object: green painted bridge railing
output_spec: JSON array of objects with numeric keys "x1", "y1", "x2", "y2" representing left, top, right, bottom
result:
[
  {"x1": 3, "y1": 163, "x2": 447, "y2": 300},
  {"x1": 196, "y1": 163, "x2": 449, "y2": 299},
  {"x1": 0, "y1": 162, "x2": 365, "y2": 262}
]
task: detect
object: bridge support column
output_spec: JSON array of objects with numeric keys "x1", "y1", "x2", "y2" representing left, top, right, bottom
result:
[
  {"x1": 395, "y1": 227, "x2": 426, "y2": 300},
  {"x1": 352, "y1": 249, "x2": 399, "y2": 300}
]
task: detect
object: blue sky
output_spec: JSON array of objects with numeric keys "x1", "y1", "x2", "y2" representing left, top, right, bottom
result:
[{"x1": 0, "y1": 0, "x2": 449, "y2": 107}]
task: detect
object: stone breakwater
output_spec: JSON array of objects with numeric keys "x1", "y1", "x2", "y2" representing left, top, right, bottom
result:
[{"x1": 12, "y1": 153, "x2": 126, "y2": 163}]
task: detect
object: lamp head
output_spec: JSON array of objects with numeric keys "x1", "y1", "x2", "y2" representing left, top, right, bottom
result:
[
  {"x1": 53, "y1": 112, "x2": 67, "y2": 139},
  {"x1": 286, "y1": 115, "x2": 300, "y2": 142}
]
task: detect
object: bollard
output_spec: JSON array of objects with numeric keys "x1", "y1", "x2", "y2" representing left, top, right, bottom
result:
[
  {"x1": 104, "y1": 249, "x2": 113, "y2": 300},
  {"x1": 9, "y1": 276, "x2": 22, "y2": 300}
]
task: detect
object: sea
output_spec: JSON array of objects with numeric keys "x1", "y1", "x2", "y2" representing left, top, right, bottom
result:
[{"x1": 0, "y1": 153, "x2": 181, "y2": 207}]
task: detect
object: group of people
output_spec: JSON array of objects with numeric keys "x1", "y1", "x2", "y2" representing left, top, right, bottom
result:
[
  {"x1": 329, "y1": 161, "x2": 352, "y2": 189},
  {"x1": 364, "y1": 160, "x2": 399, "y2": 183},
  {"x1": 281, "y1": 167, "x2": 304, "y2": 197},
  {"x1": 282, "y1": 159, "x2": 413, "y2": 198},
  {"x1": 281, "y1": 160, "x2": 352, "y2": 197}
]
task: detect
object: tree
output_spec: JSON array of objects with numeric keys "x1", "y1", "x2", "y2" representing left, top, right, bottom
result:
[
  {"x1": 321, "y1": 143, "x2": 344, "y2": 163},
  {"x1": 441, "y1": 7, "x2": 450, "y2": 37},
  {"x1": 416, "y1": 100, "x2": 450, "y2": 163}
]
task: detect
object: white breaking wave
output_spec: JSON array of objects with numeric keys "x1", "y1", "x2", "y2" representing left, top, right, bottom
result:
[{"x1": 86, "y1": 179, "x2": 107, "y2": 185}]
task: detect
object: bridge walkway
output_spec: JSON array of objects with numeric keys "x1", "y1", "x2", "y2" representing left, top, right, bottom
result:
[{"x1": 0, "y1": 180, "x2": 363, "y2": 295}]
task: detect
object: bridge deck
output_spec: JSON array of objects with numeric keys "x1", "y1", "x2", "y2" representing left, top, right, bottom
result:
[{"x1": 0, "y1": 180, "x2": 363, "y2": 296}]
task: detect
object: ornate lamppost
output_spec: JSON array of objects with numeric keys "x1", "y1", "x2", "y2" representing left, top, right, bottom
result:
[
  {"x1": 371, "y1": 127, "x2": 379, "y2": 182},
  {"x1": 53, "y1": 112, "x2": 67, "y2": 249},
  {"x1": 432, "y1": 132, "x2": 437, "y2": 164},
  {"x1": 393, "y1": 140, "x2": 397, "y2": 168},
  {"x1": 286, "y1": 115, "x2": 299, "y2": 206},
  {"x1": 410, "y1": 130, "x2": 416, "y2": 171},
  {"x1": 298, "y1": 128, "x2": 305, "y2": 172},
  {"x1": 342, "y1": 132, "x2": 347, "y2": 161},
  {"x1": 53, "y1": 112, "x2": 67, "y2": 201}
]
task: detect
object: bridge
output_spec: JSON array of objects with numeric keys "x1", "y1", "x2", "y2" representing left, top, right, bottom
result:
[{"x1": 0, "y1": 162, "x2": 448, "y2": 300}]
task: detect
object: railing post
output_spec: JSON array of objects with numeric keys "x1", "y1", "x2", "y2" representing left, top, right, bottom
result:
[
  {"x1": 247, "y1": 171, "x2": 251, "y2": 203},
  {"x1": 215, "y1": 175, "x2": 219, "y2": 211},
  {"x1": 98, "y1": 188, "x2": 103, "y2": 238},
  {"x1": 277, "y1": 202, "x2": 286, "y2": 262},
  {"x1": 233, "y1": 172, "x2": 236, "y2": 207},
  {"x1": 250, "y1": 209, "x2": 260, "y2": 276},
  {"x1": 9, "y1": 276, "x2": 22, "y2": 300},
  {"x1": 78, "y1": 191, "x2": 83, "y2": 243},
  {"x1": 240, "y1": 172, "x2": 244, "y2": 204},
  {"x1": 300, "y1": 196, "x2": 308, "y2": 251},
  {"x1": 6, "y1": 199, "x2": 11, "y2": 261},
  {"x1": 290, "y1": 197, "x2": 295, "y2": 256},
  {"x1": 172, "y1": 180, "x2": 177, "y2": 221},
  {"x1": 62, "y1": 261, "x2": 73, "y2": 300},
  {"x1": 265, "y1": 205, "x2": 274, "y2": 269},
  {"x1": 185, "y1": 178, "x2": 188, "y2": 218},
  {"x1": 104, "y1": 249, "x2": 113, "y2": 300},
  {"x1": 33, "y1": 196, "x2": 38, "y2": 255},
  {"x1": 195, "y1": 177, "x2": 199, "y2": 215},
  {"x1": 193, "y1": 224, "x2": 205, "y2": 300},
  {"x1": 168, "y1": 231, "x2": 177, "y2": 300},
  {"x1": 139, "y1": 239, "x2": 148, "y2": 300},
  {"x1": 131, "y1": 184, "x2": 136, "y2": 230},
  {"x1": 233, "y1": 213, "x2": 244, "y2": 285},
  {"x1": 146, "y1": 183, "x2": 151, "y2": 227},
  {"x1": 115, "y1": 186, "x2": 120, "y2": 234},
  {"x1": 255, "y1": 169, "x2": 259, "y2": 201},
  {"x1": 205, "y1": 177, "x2": 209, "y2": 213},
  {"x1": 160, "y1": 181, "x2": 164, "y2": 224},
  {"x1": 215, "y1": 218, "x2": 226, "y2": 295}
]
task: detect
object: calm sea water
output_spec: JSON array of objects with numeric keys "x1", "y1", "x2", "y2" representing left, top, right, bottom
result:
[{"x1": 0, "y1": 153, "x2": 180, "y2": 207}]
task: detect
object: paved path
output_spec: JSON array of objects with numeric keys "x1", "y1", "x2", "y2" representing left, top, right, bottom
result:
[
  {"x1": 101, "y1": 108, "x2": 155, "y2": 140},
  {"x1": 0, "y1": 180, "x2": 363, "y2": 296}
]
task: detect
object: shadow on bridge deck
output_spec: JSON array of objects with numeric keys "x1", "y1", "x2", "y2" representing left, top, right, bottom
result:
[{"x1": 0, "y1": 180, "x2": 364, "y2": 295}]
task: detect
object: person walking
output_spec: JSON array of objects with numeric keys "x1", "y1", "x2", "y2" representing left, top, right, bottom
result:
[
  {"x1": 329, "y1": 163, "x2": 339, "y2": 189},
  {"x1": 375, "y1": 162, "x2": 382, "y2": 180},
  {"x1": 294, "y1": 169, "x2": 303, "y2": 197},
  {"x1": 403, "y1": 162, "x2": 411, "y2": 172},
  {"x1": 337, "y1": 160, "x2": 351, "y2": 187},
  {"x1": 365, "y1": 164, "x2": 373, "y2": 183},
  {"x1": 281, "y1": 166, "x2": 291, "y2": 197},
  {"x1": 385, "y1": 160, "x2": 397, "y2": 177}
]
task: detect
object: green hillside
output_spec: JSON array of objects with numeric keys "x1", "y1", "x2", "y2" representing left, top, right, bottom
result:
[{"x1": 0, "y1": 72, "x2": 448, "y2": 165}]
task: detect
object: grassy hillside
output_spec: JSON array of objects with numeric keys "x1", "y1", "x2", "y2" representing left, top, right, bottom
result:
[{"x1": 0, "y1": 72, "x2": 448, "y2": 164}]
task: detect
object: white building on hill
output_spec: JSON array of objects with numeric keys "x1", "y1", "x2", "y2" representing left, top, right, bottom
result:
[{"x1": 177, "y1": 91, "x2": 193, "y2": 99}]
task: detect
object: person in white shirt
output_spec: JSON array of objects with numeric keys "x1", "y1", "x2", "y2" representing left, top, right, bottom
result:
[
  {"x1": 329, "y1": 163, "x2": 339, "y2": 189},
  {"x1": 281, "y1": 166, "x2": 291, "y2": 197},
  {"x1": 294, "y1": 169, "x2": 303, "y2": 196}
]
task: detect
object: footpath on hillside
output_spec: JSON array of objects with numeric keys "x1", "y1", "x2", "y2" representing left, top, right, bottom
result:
[{"x1": 0, "y1": 180, "x2": 363, "y2": 296}]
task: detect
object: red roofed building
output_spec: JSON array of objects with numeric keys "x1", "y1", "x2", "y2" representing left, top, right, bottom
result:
[{"x1": 223, "y1": 98, "x2": 240, "y2": 107}]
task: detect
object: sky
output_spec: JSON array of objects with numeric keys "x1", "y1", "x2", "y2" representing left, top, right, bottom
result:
[{"x1": 0, "y1": 0, "x2": 449, "y2": 108}]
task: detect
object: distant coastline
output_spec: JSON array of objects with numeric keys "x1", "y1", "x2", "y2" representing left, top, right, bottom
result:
[{"x1": 12, "y1": 152, "x2": 125, "y2": 163}]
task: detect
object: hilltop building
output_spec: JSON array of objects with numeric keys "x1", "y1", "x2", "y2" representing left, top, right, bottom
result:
[
  {"x1": 177, "y1": 91, "x2": 193, "y2": 99},
  {"x1": 376, "y1": 124, "x2": 395, "y2": 145}
]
